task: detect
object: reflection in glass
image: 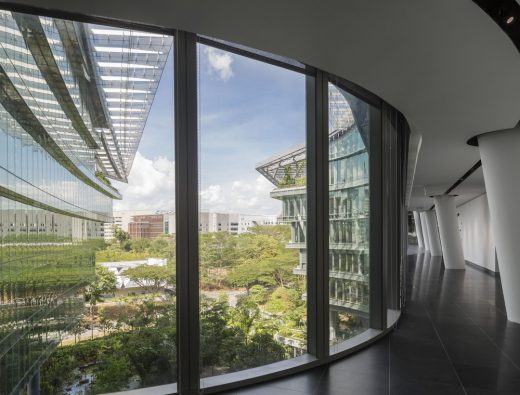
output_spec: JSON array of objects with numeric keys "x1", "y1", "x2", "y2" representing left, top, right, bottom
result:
[
  {"x1": 328, "y1": 83, "x2": 370, "y2": 347},
  {"x1": 0, "y1": 9, "x2": 174, "y2": 394},
  {"x1": 198, "y1": 43, "x2": 307, "y2": 382}
]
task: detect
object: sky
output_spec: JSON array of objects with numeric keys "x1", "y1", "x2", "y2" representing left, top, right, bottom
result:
[{"x1": 113, "y1": 43, "x2": 306, "y2": 216}]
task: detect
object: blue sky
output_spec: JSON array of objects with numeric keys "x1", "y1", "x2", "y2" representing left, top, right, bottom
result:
[{"x1": 113, "y1": 44, "x2": 306, "y2": 215}]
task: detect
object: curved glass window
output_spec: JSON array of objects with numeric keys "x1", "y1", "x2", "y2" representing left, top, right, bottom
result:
[{"x1": 0, "y1": 6, "x2": 409, "y2": 395}]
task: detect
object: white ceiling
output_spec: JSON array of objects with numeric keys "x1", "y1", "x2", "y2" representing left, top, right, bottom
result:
[{"x1": 5, "y1": 0, "x2": 520, "y2": 209}]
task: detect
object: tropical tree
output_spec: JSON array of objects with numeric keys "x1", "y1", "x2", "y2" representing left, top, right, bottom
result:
[
  {"x1": 265, "y1": 286, "x2": 302, "y2": 314},
  {"x1": 124, "y1": 264, "x2": 174, "y2": 294},
  {"x1": 114, "y1": 227, "x2": 130, "y2": 246},
  {"x1": 84, "y1": 265, "x2": 117, "y2": 339},
  {"x1": 200, "y1": 295, "x2": 234, "y2": 373},
  {"x1": 227, "y1": 262, "x2": 263, "y2": 293},
  {"x1": 230, "y1": 332, "x2": 287, "y2": 370}
]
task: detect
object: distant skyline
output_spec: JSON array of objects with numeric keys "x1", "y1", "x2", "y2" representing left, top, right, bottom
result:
[{"x1": 113, "y1": 43, "x2": 306, "y2": 216}]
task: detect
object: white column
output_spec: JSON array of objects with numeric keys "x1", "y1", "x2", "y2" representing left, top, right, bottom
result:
[
  {"x1": 413, "y1": 211, "x2": 425, "y2": 249},
  {"x1": 479, "y1": 128, "x2": 520, "y2": 323},
  {"x1": 425, "y1": 210, "x2": 442, "y2": 256},
  {"x1": 420, "y1": 211, "x2": 431, "y2": 251},
  {"x1": 434, "y1": 195, "x2": 465, "y2": 269}
]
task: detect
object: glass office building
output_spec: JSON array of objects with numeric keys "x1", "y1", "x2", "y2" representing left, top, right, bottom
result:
[
  {"x1": 0, "y1": 10, "x2": 171, "y2": 394},
  {"x1": 256, "y1": 84, "x2": 370, "y2": 345}
]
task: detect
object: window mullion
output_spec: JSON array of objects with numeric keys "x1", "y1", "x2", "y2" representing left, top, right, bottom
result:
[{"x1": 174, "y1": 30, "x2": 199, "y2": 395}]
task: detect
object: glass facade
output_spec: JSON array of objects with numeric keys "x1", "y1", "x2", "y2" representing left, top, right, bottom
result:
[
  {"x1": 328, "y1": 84, "x2": 370, "y2": 346},
  {"x1": 0, "y1": 9, "x2": 172, "y2": 395}
]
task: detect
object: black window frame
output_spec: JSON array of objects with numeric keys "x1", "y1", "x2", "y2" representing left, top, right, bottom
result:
[{"x1": 0, "y1": 3, "x2": 410, "y2": 394}]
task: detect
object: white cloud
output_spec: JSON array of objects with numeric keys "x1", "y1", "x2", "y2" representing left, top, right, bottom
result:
[
  {"x1": 204, "y1": 47, "x2": 234, "y2": 81},
  {"x1": 113, "y1": 151, "x2": 175, "y2": 211},
  {"x1": 114, "y1": 153, "x2": 280, "y2": 216},
  {"x1": 200, "y1": 176, "x2": 281, "y2": 215}
]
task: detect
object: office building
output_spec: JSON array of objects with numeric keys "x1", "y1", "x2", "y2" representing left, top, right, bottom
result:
[
  {"x1": 0, "y1": 9, "x2": 170, "y2": 394},
  {"x1": 128, "y1": 214, "x2": 165, "y2": 239},
  {"x1": 103, "y1": 210, "x2": 156, "y2": 241},
  {"x1": 257, "y1": 86, "x2": 370, "y2": 341},
  {"x1": 199, "y1": 212, "x2": 279, "y2": 234}
]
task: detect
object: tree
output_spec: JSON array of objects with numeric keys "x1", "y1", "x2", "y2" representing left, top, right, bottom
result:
[
  {"x1": 200, "y1": 295, "x2": 234, "y2": 374},
  {"x1": 230, "y1": 296, "x2": 260, "y2": 339},
  {"x1": 123, "y1": 264, "x2": 174, "y2": 294},
  {"x1": 249, "y1": 285, "x2": 269, "y2": 304},
  {"x1": 114, "y1": 227, "x2": 130, "y2": 246},
  {"x1": 230, "y1": 332, "x2": 287, "y2": 370},
  {"x1": 123, "y1": 327, "x2": 177, "y2": 386},
  {"x1": 200, "y1": 232, "x2": 238, "y2": 268},
  {"x1": 265, "y1": 286, "x2": 302, "y2": 314},
  {"x1": 131, "y1": 238, "x2": 151, "y2": 253},
  {"x1": 149, "y1": 235, "x2": 172, "y2": 257},
  {"x1": 260, "y1": 248, "x2": 299, "y2": 287},
  {"x1": 98, "y1": 307, "x2": 115, "y2": 336},
  {"x1": 227, "y1": 250, "x2": 298, "y2": 293},
  {"x1": 227, "y1": 261, "x2": 263, "y2": 294},
  {"x1": 235, "y1": 233, "x2": 279, "y2": 264},
  {"x1": 84, "y1": 265, "x2": 117, "y2": 339},
  {"x1": 248, "y1": 224, "x2": 291, "y2": 243},
  {"x1": 91, "y1": 355, "x2": 134, "y2": 393}
]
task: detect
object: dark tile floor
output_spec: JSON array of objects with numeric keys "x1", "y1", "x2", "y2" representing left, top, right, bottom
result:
[{"x1": 220, "y1": 250, "x2": 520, "y2": 395}]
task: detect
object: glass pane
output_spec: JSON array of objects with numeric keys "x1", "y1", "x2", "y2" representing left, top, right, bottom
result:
[
  {"x1": 328, "y1": 83, "x2": 370, "y2": 349},
  {"x1": 198, "y1": 43, "x2": 307, "y2": 383},
  {"x1": 0, "y1": 9, "x2": 175, "y2": 394}
]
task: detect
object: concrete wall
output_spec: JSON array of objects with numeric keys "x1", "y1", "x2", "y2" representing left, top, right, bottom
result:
[{"x1": 457, "y1": 194, "x2": 496, "y2": 272}]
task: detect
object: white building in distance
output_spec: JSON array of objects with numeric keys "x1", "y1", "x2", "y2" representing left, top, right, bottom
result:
[{"x1": 103, "y1": 210, "x2": 279, "y2": 241}]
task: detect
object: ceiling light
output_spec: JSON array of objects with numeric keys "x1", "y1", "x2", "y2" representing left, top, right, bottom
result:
[{"x1": 506, "y1": 16, "x2": 514, "y2": 24}]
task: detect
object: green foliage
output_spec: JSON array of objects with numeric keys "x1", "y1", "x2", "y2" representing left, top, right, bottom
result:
[
  {"x1": 41, "y1": 300, "x2": 177, "y2": 394},
  {"x1": 130, "y1": 238, "x2": 151, "y2": 253},
  {"x1": 114, "y1": 227, "x2": 130, "y2": 245},
  {"x1": 95, "y1": 170, "x2": 112, "y2": 186},
  {"x1": 123, "y1": 264, "x2": 174, "y2": 294},
  {"x1": 90, "y1": 354, "x2": 134, "y2": 393},
  {"x1": 235, "y1": 233, "x2": 279, "y2": 263},
  {"x1": 96, "y1": 247, "x2": 149, "y2": 263},
  {"x1": 230, "y1": 332, "x2": 287, "y2": 370},
  {"x1": 123, "y1": 326, "x2": 176, "y2": 386},
  {"x1": 249, "y1": 285, "x2": 269, "y2": 304},
  {"x1": 200, "y1": 295, "x2": 234, "y2": 369},
  {"x1": 265, "y1": 287, "x2": 301, "y2": 314},
  {"x1": 227, "y1": 247, "x2": 299, "y2": 292},
  {"x1": 277, "y1": 161, "x2": 306, "y2": 189},
  {"x1": 40, "y1": 348, "x2": 77, "y2": 394},
  {"x1": 85, "y1": 265, "x2": 117, "y2": 304},
  {"x1": 40, "y1": 224, "x2": 310, "y2": 392},
  {"x1": 248, "y1": 224, "x2": 291, "y2": 241},
  {"x1": 0, "y1": 240, "x2": 101, "y2": 294},
  {"x1": 96, "y1": 234, "x2": 175, "y2": 263}
]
